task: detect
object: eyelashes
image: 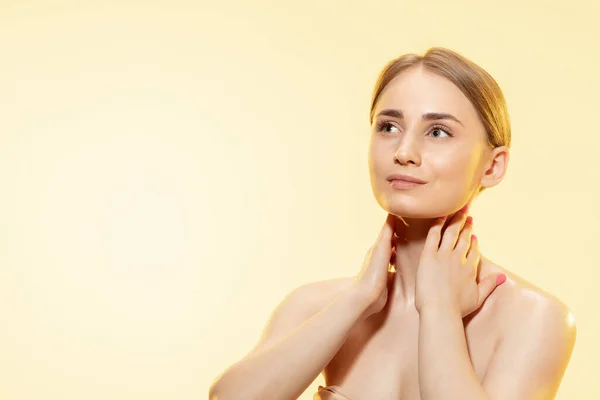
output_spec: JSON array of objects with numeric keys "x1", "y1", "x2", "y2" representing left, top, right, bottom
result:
[
  {"x1": 374, "y1": 119, "x2": 455, "y2": 138},
  {"x1": 374, "y1": 120, "x2": 399, "y2": 134}
]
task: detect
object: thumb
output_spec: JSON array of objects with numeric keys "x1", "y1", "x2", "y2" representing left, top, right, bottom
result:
[
  {"x1": 375, "y1": 213, "x2": 395, "y2": 245},
  {"x1": 477, "y1": 273, "x2": 506, "y2": 307},
  {"x1": 372, "y1": 213, "x2": 395, "y2": 260},
  {"x1": 376, "y1": 213, "x2": 395, "y2": 241}
]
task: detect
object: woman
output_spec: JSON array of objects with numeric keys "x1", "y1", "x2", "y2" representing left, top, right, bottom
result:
[{"x1": 208, "y1": 47, "x2": 576, "y2": 400}]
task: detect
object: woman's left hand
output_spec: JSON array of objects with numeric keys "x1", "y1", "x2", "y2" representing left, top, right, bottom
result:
[{"x1": 414, "y1": 207, "x2": 506, "y2": 317}]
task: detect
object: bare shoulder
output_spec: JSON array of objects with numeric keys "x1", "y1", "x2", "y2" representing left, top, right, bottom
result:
[
  {"x1": 480, "y1": 259, "x2": 577, "y2": 397},
  {"x1": 278, "y1": 276, "x2": 358, "y2": 318},
  {"x1": 484, "y1": 258, "x2": 576, "y2": 352},
  {"x1": 253, "y1": 276, "x2": 356, "y2": 351}
]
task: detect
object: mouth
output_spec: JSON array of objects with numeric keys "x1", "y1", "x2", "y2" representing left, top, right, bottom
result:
[
  {"x1": 388, "y1": 179, "x2": 425, "y2": 190},
  {"x1": 387, "y1": 174, "x2": 427, "y2": 183},
  {"x1": 386, "y1": 174, "x2": 427, "y2": 190}
]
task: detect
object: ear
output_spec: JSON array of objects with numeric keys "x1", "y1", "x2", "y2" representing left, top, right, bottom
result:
[{"x1": 479, "y1": 146, "x2": 509, "y2": 189}]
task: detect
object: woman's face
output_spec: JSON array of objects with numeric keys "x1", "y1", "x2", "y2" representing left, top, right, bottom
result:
[{"x1": 368, "y1": 67, "x2": 497, "y2": 218}]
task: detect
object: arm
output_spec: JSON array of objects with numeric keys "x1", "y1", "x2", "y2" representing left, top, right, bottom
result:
[
  {"x1": 419, "y1": 297, "x2": 576, "y2": 400},
  {"x1": 416, "y1": 211, "x2": 576, "y2": 400},
  {"x1": 415, "y1": 211, "x2": 502, "y2": 400},
  {"x1": 418, "y1": 304, "x2": 489, "y2": 400},
  {"x1": 209, "y1": 213, "x2": 397, "y2": 400},
  {"x1": 208, "y1": 281, "x2": 370, "y2": 400}
]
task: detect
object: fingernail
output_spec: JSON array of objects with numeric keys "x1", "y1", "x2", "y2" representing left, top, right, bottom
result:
[
  {"x1": 496, "y1": 274, "x2": 507, "y2": 285},
  {"x1": 466, "y1": 216, "x2": 473, "y2": 224},
  {"x1": 460, "y1": 203, "x2": 470, "y2": 214}
]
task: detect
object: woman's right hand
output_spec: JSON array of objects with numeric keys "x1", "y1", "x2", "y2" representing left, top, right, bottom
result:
[{"x1": 352, "y1": 213, "x2": 397, "y2": 319}]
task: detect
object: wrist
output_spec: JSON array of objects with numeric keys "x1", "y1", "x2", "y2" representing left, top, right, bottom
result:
[
  {"x1": 417, "y1": 301, "x2": 462, "y2": 318},
  {"x1": 345, "y1": 281, "x2": 378, "y2": 319},
  {"x1": 349, "y1": 279, "x2": 377, "y2": 304}
]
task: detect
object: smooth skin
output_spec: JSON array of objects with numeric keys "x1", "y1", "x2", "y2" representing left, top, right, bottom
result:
[{"x1": 208, "y1": 67, "x2": 576, "y2": 400}]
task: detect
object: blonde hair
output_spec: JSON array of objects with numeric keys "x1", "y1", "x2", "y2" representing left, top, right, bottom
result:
[{"x1": 369, "y1": 47, "x2": 511, "y2": 149}]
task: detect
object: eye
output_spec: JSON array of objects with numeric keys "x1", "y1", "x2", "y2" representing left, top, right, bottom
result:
[
  {"x1": 428, "y1": 125, "x2": 454, "y2": 138},
  {"x1": 375, "y1": 120, "x2": 400, "y2": 135}
]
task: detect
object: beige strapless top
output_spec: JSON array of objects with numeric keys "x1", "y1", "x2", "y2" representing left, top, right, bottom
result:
[{"x1": 313, "y1": 385, "x2": 358, "y2": 400}]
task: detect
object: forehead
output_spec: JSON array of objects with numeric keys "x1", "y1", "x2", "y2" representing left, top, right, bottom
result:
[{"x1": 374, "y1": 67, "x2": 481, "y2": 126}]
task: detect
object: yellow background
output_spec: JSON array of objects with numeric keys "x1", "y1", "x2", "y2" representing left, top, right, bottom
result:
[{"x1": 1, "y1": 1, "x2": 598, "y2": 399}]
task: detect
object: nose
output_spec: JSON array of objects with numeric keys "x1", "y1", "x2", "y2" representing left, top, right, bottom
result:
[{"x1": 394, "y1": 134, "x2": 422, "y2": 167}]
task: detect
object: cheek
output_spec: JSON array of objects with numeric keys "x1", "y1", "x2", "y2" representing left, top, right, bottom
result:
[
  {"x1": 368, "y1": 141, "x2": 388, "y2": 175},
  {"x1": 429, "y1": 149, "x2": 480, "y2": 185}
]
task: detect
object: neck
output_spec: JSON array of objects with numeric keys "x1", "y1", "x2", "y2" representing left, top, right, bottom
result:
[
  {"x1": 387, "y1": 201, "x2": 493, "y2": 312},
  {"x1": 389, "y1": 216, "x2": 434, "y2": 308}
]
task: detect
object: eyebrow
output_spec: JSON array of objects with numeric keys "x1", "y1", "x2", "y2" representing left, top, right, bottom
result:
[{"x1": 375, "y1": 108, "x2": 464, "y2": 127}]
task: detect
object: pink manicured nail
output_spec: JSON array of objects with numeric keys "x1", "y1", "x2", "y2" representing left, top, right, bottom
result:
[
  {"x1": 466, "y1": 216, "x2": 473, "y2": 224},
  {"x1": 496, "y1": 274, "x2": 507, "y2": 285},
  {"x1": 471, "y1": 234, "x2": 477, "y2": 241},
  {"x1": 460, "y1": 203, "x2": 470, "y2": 214}
]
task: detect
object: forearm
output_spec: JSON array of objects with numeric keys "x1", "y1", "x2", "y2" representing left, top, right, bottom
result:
[
  {"x1": 209, "y1": 287, "x2": 369, "y2": 400},
  {"x1": 418, "y1": 306, "x2": 489, "y2": 400}
]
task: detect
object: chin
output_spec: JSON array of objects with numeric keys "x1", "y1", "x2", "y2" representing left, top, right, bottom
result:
[
  {"x1": 372, "y1": 179, "x2": 470, "y2": 217},
  {"x1": 376, "y1": 193, "x2": 454, "y2": 220},
  {"x1": 388, "y1": 208, "x2": 442, "y2": 220}
]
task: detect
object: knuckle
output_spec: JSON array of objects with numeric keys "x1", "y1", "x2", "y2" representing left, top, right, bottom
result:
[{"x1": 451, "y1": 252, "x2": 462, "y2": 263}]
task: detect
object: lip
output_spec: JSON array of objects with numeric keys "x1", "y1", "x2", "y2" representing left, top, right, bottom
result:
[{"x1": 386, "y1": 174, "x2": 427, "y2": 184}]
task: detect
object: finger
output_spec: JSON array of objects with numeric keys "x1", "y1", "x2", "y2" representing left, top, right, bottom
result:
[
  {"x1": 364, "y1": 214, "x2": 393, "y2": 261},
  {"x1": 375, "y1": 213, "x2": 394, "y2": 242},
  {"x1": 466, "y1": 233, "x2": 479, "y2": 262},
  {"x1": 360, "y1": 214, "x2": 396, "y2": 284},
  {"x1": 424, "y1": 215, "x2": 447, "y2": 253},
  {"x1": 476, "y1": 273, "x2": 506, "y2": 308},
  {"x1": 439, "y1": 207, "x2": 469, "y2": 252},
  {"x1": 455, "y1": 216, "x2": 473, "y2": 256},
  {"x1": 373, "y1": 213, "x2": 396, "y2": 260}
]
